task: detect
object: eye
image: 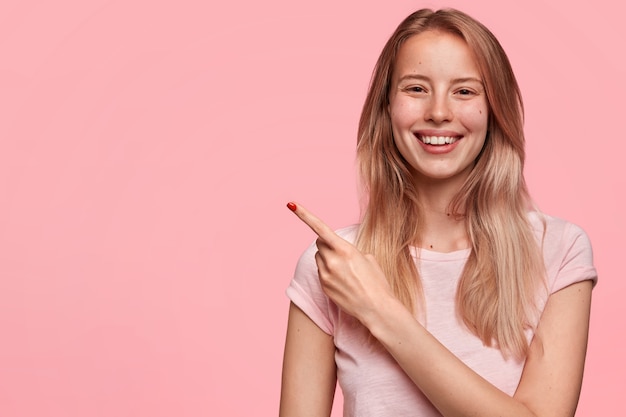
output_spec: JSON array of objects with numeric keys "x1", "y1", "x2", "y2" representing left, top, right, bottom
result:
[
  {"x1": 456, "y1": 88, "x2": 475, "y2": 96},
  {"x1": 404, "y1": 85, "x2": 426, "y2": 94}
]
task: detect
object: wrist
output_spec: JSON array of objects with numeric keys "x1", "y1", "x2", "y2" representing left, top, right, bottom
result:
[{"x1": 362, "y1": 295, "x2": 412, "y2": 341}]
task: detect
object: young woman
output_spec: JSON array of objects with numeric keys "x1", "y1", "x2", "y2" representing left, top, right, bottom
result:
[{"x1": 280, "y1": 8, "x2": 596, "y2": 417}]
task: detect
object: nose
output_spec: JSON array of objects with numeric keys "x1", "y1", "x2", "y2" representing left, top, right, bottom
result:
[{"x1": 425, "y1": 94, "x2": 452, "y2": 124}]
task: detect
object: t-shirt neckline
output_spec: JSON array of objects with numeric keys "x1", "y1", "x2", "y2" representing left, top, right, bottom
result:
[{"x1": 410, "y1": 246, "x2": 471, "y2": 261}]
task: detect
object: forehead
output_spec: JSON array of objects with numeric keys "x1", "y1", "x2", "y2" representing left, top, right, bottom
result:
[{"x1": 393, "y1": 30, "x2": 481, "y2": 79}]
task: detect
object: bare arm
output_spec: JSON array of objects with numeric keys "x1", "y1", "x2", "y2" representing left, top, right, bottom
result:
[
  {"x1": 514, "y1": 280, "x2": 592, "y2": 416},
  {"x1": 366, "y1": 280, "x2": 592, "y2": 417},
  {"x1": 279, "y1": 302, "x2": 337, "y2": 417}
]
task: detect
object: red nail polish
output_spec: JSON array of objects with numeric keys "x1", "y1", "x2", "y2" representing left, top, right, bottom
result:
[{"x1": 286, "y1": 202, "x2": 297, "y2": 212}]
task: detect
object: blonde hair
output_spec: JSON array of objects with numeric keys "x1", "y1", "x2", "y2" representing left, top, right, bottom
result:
[{"x1": 356, "y1": 8, "x2": 545, "y2": 359}]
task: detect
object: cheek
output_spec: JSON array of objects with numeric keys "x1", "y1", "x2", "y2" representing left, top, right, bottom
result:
[
  {"x1": 389, "y1": 99, "x2": 421, "y2": 129},
  {"x1": 458, "y1": 103, "x2": 489, "y2": 132},
  {"x1": 388, "y1": 103, "x2": 413, "y2": 154},
  {"x1": 389, "y1": 101, "x2": 405, "y2": 124}
]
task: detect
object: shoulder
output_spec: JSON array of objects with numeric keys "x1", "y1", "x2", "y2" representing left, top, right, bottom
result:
[
  {"x1": 527, "y1": 212, "x2": 593, "y2": 254},
  {"x1": 287, "y1": 224, "x2": 360, "y2": 335},
  {"x1": 527, "y1": 212, "x2": 597, "y2": 292}
]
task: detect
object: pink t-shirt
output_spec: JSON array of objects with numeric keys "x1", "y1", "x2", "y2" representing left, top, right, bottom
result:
[{"x1": 286, "y1": 213, "x2": 597, "y2": 417}]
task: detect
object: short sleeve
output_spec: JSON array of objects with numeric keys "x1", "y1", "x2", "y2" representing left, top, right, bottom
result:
[
  {"x1": 286, "y1": 241, "x2": 334, "y2": 334},
  {"x1": 285, "y1": 225, "x2": 359, "y2": 335},
  {"x1": 550, "y1": 222, "x2": 598, "y2": 293}
]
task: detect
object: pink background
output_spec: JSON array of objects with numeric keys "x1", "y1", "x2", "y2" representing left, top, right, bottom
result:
[{"x1": 0, "y1": 1, "x2": 622, "y2": 416}]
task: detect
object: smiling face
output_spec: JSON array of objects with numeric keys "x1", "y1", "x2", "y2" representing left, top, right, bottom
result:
[{"x1": 389, "y1": 30, "x2": 489, "y2": 186}]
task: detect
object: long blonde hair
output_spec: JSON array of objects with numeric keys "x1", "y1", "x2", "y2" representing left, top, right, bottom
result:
[{"x1": 356, "y1": 8, "x2": 545, "y2": 359}]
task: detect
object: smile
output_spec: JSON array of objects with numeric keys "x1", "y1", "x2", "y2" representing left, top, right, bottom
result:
[{"x1": 418, "y1": 135, "x2": 459, "y2": 145}]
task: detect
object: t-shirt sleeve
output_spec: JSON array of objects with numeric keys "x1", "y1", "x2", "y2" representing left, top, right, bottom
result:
[
  {"x1": 286, "y1": 241, "x2": 334, "y2": 335},
  {"x1": 550, "y1": 222, "x2": 598, "y2": 293}
]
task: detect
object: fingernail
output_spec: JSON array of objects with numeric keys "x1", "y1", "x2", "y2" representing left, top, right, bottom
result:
[{"x1": 286, "y1": 202, "x2": 297, "y2": 212}]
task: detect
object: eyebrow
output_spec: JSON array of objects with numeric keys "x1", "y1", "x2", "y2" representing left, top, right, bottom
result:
[{"x1": 397, "y1": 74, "x2": 483, "y2": 85}]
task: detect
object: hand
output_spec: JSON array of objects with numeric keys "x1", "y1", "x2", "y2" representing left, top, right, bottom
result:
[{"x1": 286, "y1": 202, "x2": 394, "y2": 326}]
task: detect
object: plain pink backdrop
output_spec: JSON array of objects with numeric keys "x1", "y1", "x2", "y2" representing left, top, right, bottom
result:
[{"x1": 0, "y1": 1, "x2": 622, "y2": 416}]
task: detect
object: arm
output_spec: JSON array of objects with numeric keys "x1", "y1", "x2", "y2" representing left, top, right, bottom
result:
[
  {"x1": 514, "y1": 280, "x2": 592, "y2": 415},
  {"x1": 286, "y1": 202, "x2": 593, "y2": 417},
  {"x1": 366, "y1": 280, "x2": 592, "y2": 417},
  {"x1": 279, "y1": 302, "x2": 337, "y2": 417}
]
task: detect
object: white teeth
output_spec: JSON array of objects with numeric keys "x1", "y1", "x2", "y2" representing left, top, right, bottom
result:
[{"x1": 420, "y1": 136, "x2": 456, "y2": 145}]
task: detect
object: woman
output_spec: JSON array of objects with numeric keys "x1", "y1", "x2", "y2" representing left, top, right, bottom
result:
[{"x1": 280, "y1": 8, "x2": 596, "y2": 417}]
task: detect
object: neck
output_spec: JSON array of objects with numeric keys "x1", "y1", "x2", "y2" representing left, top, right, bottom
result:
[
  {"x1": 414, "y1": 172, "x2": 465, "y2": 212},
  {"x1": 413, "y1": 174, "x2": 470, "y2": 253}
]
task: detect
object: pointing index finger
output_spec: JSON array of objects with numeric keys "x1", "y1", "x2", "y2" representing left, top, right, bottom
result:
[{"x1": 286, "y1": 202, "x2": 339, "y2": 244}]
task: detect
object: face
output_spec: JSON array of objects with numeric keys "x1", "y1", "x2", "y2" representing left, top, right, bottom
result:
[{"x1": 388, "y1": 30, "x2": 488, "y2": 185}]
